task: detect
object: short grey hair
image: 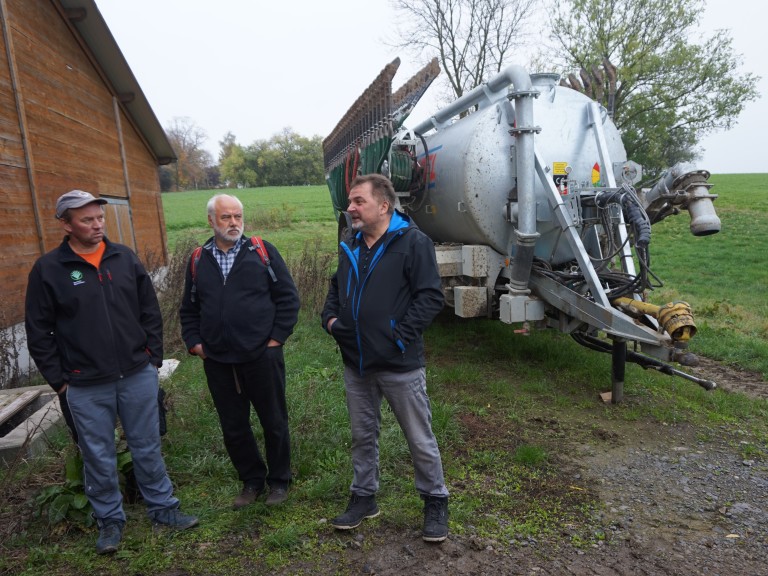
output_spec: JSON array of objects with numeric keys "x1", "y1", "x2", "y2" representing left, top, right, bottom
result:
[{"x1": 207, "y1": 194, "x2": 243, "y2": 218}]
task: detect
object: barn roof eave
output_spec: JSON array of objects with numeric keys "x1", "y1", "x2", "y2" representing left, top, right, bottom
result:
[{"x1": 58, "y1": 0, "x2": 177, "y2": 165}]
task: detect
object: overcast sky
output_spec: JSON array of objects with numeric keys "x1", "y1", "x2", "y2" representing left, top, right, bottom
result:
[{"x1": 95, "y1": 0, "x2": 765, "y2": 175}]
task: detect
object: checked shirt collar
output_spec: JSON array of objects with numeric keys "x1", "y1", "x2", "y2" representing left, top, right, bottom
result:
[{"x1": 207, "y1": 236, "x2": 246, "y2": 280}]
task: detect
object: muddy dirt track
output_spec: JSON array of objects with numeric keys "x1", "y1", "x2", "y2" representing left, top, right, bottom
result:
[{"x1": 285, "y1": 360, "x2": 768, "y2": 576}]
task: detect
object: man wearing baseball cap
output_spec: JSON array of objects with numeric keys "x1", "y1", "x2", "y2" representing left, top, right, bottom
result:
[{"x1": 25, "y1": 190, "x2": 198, "y2": 554}]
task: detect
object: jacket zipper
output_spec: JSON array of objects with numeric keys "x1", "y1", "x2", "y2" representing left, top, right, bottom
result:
[
  {"x1": 97, "y1": 260, "x2": 124, "y2": 379},
  {"x1": 344, "y1": 230, "x2": 405, "y2": 375}
]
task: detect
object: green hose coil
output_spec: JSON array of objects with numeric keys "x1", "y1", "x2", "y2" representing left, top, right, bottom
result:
[{"x1": 389, "y1": 150, "x2": 414, "y2": 192}]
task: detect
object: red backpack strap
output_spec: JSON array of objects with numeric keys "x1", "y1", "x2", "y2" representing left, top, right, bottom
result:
[
  {"x1": 190, "y1": 246, "x2": 203, "y2": 302},
  {"x1": 250, "y1": 236, "x2": 278, "y2": 283}
]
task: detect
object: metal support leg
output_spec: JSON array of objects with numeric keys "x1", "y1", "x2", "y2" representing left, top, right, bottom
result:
[{"x1": 611, "y1": 339, "x2": 626, "y2": 404}]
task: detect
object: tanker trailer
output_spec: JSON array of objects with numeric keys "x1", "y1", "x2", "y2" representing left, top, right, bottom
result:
[{"x1": 322, "y1": 58, "x2": 720, "y2": 401}]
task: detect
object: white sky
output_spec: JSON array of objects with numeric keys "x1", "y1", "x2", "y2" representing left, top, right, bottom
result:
[{"x1": 95, "y1": 0, "x2": 765, "y2": 175}]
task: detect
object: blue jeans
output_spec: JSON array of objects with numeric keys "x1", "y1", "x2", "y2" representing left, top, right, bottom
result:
[
  {"x1": 343, "y1": 366, "x2": 448, "y2": 498},
  {"x1": 67, "y1": 364, "x2": 178, "y2": 522}
]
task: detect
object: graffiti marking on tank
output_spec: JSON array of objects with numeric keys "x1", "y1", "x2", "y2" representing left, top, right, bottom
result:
[{"x1": 418, "y1": 145, "x2": 442, "y2": 190}]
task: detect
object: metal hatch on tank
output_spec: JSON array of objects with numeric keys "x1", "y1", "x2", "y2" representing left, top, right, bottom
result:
[{"x1": 322, "y1": 58, "x2": 721, "y2": 402}]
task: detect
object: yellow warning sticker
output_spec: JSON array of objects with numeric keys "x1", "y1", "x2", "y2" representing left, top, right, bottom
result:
[{"x1": 553, "y1": 162, "x2": 568, "y2": 175}]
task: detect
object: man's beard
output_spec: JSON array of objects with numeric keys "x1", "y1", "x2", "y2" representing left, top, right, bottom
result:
[{"x1": 214, "y1": 224, "x2": 242, "y2": 244}]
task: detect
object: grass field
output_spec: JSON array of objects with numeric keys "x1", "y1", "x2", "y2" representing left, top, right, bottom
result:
[
  {"x1": 2, "y1": 174, "x2": 766, "y2": 576},
  {"x1": 650, "y1": 173, "x2": 768, "y2": 375}
]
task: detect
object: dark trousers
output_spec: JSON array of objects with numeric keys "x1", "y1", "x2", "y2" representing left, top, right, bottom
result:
[
  {"x1": 203, "y1": 348, "x2": 291, "y2": 489},
  {"x1": 58, "y1": 389, "x2": 79, "y2": 444}
]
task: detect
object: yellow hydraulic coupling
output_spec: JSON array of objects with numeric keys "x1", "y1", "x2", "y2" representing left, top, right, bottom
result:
[{"x1": 611, "y1": 297, "x2": 697, "y2": 342}]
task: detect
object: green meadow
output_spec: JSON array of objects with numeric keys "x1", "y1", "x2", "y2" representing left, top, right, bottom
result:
[
  {"x1": 650, "y1": 173, "x2": 768, "y2": 375},
  {"x1": 163, "y1": 186, "x2": 338, "y2": 255},
  {"x1": 2, "y1": 174, "x2": 766, "y2": 576}
]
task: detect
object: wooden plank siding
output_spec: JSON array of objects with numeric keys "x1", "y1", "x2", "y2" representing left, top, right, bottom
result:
[
  {"x1": 0, "y1": 0, "x2": 169, "y2": 327},
  {"x1": 0, "y1": 0, "x2": 43, "y2": 324}
]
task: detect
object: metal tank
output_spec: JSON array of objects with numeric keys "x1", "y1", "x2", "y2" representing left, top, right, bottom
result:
[{"x1": 409, "y1": 72, "x2": 628, "y2": 265}]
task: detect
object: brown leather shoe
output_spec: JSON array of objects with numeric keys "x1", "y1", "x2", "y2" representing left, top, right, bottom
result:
[
  {"x1": 265, "y1": 487, "x2": 288, "y2": 506},
  {"x1": 232, "y1": 484, "x2": 264, "y2": 510}
]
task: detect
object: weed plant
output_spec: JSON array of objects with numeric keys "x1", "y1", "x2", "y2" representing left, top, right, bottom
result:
[{"x1": 147, "y1": 236, "x2": 200, "y2": 356}]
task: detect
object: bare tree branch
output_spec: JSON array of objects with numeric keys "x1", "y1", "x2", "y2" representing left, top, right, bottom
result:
[{"x1": 392, "y1": 0, "x2": 536, "y2": 101}]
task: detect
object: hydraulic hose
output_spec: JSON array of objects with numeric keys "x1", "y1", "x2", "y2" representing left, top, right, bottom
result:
[{"x1": 596, "y1": 185, "x2": 651, "y2": 248}]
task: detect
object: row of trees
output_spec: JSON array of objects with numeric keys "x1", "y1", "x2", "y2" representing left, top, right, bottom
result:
[
  {"x1": 160, "y1": 0, "x2": 758, "y2": 191},
  {"x1": 159, "y1": 121, "x2": 325, "y2": 192}
]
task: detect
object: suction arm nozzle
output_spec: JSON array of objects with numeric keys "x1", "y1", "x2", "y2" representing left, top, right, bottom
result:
[{"x1": 640, "y1": 163, "x2": 721, "y2": 235}]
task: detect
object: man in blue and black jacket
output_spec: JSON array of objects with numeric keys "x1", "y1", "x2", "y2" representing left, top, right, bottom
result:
[{"x1": 321, "y1": 174, "x2": 449, "y2": 542}]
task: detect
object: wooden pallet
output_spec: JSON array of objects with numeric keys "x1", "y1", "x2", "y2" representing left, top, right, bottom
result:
[{"x1": 0, "y1": 389, "x2": 42, "y2": 427}]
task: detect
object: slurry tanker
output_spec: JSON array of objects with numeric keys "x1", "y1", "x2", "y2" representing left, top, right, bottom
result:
[{"x1": 322, "y1": 58, "x2": 720, "y2": 401}]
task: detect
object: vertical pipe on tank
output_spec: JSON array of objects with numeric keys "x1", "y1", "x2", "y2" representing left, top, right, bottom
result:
[
  {"x1": 410, "y1": 65, "x2": 540, "y2": 290},
  {"x1": 506, "y1": 68, "x2": 539, "y2": 295}
]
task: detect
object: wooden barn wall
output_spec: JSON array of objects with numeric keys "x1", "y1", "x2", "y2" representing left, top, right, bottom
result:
[
  {"x1": 119, "y1": 109, "x2": 168, "y2": 264},
  {"x1": 0, "y1": 0, "x2": 41, "y2": 326},
  {"x1": 0, "y1": 0, "x2": 167, "y2": 327}
]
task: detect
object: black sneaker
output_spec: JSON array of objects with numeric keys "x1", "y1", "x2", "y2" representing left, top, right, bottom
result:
[
  {"x1": 150, "y1": 506, "x2": 199, "y2": 530},
  {"x1": 330, "y1": 494, "x2": 379, "y2": 530},
  {"x1": 95, "y1": 519, "x2": 124, "y2": 554},
  {"x1": 422, "y1": 496, "x2": 448, "y2": 542}
]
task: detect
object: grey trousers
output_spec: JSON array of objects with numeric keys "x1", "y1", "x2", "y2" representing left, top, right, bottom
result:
[
  {"x1": 343, "y1": 365, "x2": 448, "y2": 498},
  {"x1": 67, "y1": 364, "x2": 178, "y2": 522}
]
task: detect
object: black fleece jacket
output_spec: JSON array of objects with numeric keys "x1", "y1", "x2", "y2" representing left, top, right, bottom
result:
[
  {"x1": 321, "y1": 211, "x2": 444, "y2": 375},
  {"x1": 24, "y1": 237, "x2": 163, "y2": 392},
  {"x1": 179, "y1": 236, "x2": 300, "y2": 363}
]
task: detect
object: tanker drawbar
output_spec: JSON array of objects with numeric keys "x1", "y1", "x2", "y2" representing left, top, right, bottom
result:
[{"x1": 322, "y1": 59, "x2": 720, "y2": 401}]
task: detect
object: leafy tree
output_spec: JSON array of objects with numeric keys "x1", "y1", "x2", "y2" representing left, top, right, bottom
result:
[
  {"x1": 165, "y1": 117, "x2": 214, "y2": 190},
  {"x1": 392, "y1": 0, "x2": 537, "y2": 102},
  {"x1": 548, "y1": 0, "x2": 760, "y2": 177},
  {"x1": 293, "y1": 135, "x2": 324, "y2": 185},
  {"x1": 218, "y1": 128, "x2": 325, "y2": 187},
  {"x1": 218, "y1": 131, "x2": 238, "y2": 165},
  {"x1": 256, "y1": 136, "x2": 286, "y2": 186},
  {"x1": 205, "y1": 164, "x2": 221, "y2": 189},
  {"x1": 220, "y1": 143, "x2": 258, "y2": 188}
]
